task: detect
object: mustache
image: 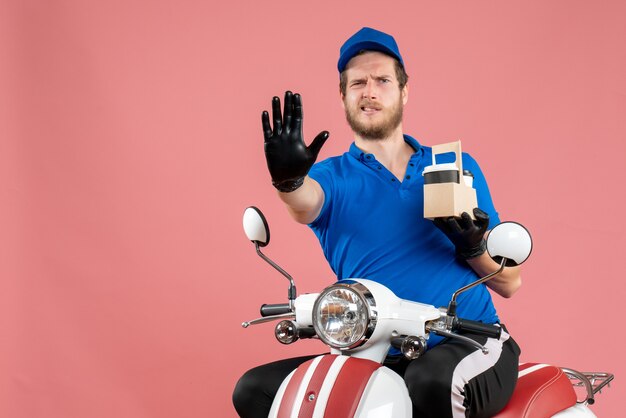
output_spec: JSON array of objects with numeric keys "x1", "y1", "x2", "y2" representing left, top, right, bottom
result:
[{"x1": 359, "y1": 100, "x2": 382, "y2": 110}]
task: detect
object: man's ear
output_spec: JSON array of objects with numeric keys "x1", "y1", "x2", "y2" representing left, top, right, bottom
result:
[
  {"x1": 340, "y1": 91, "x2": 346, "y2": 110},
  {"x1": 402, "y1": 83, "x2": 409, "y2": 105}
]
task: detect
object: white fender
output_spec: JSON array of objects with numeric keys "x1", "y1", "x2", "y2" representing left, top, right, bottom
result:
[{"x1": 354, "y1": 366, "x2": 412, "y2": 418}]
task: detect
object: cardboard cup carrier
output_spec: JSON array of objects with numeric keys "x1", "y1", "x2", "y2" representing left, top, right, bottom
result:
[{"x1": 423, "y1": 141, "x2": 477, "y2": 219}]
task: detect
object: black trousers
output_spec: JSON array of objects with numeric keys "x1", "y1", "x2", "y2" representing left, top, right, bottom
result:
[{"x1": 233, "y1": 329, "x2": 520, "y2": 418}]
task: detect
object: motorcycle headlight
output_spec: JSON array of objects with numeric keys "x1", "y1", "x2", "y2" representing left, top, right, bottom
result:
[{"x1": 312, "y1": 281, "x2": 377, "y2": 349}]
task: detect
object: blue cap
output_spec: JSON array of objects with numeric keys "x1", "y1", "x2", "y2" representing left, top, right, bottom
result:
[{"x1": 338, "y1": 27, "x2": 404, "y2": 73}]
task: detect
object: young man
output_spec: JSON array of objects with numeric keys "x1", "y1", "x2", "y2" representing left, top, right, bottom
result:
[{"x1": 234, "y1": 27, "x2": 521, "y2": 418}]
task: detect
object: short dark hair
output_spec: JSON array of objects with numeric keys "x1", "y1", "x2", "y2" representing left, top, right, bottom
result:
[{"x1": 339, "y1": 51, "x2": 409, "y2": 96}]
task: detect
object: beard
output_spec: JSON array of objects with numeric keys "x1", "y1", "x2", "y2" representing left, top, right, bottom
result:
[{"x1": 344, "y1": 96, "x2": 404, "y2": 141}]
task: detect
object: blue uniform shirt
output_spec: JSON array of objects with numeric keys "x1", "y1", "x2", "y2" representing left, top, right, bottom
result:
[{"x1": 308, "y1": 135, "x2": 501, "y2": 347}]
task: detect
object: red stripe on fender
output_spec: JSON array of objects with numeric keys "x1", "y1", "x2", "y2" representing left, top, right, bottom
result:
[
  {"x1": 277, "y1": 358, "x2": 316, "y2": 418},
  {"x1": 323, "y1": 357, "x2": 382, "y2": 418},
  {"x1": 296, "y1": 355, "x2": 338, "y2": 418}
]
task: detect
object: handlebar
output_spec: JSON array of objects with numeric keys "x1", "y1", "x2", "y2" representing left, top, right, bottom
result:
[
  {"x1": 260, "y1": 303, "x2": 292, "y2": 317},
  {"x1": 454, "y1": 319, "x2": 501, "y2": 339}
]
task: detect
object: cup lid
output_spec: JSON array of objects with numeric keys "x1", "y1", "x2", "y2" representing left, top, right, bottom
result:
[{"x1": 422, "y1": 163, "x2": 458, "y2": 175}]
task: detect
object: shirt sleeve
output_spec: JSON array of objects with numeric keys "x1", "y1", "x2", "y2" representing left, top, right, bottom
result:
[{"x1": 462, "y1": 153, "x2": 500, "y2": 228}]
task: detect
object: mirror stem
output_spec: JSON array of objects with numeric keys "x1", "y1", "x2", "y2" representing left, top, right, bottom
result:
[
  {"x1": 447, "y1": 258, "x2": 507, "y2": 318},
  {"x1": 255, "y1": 242, "x2": 297, "y2": 309}
]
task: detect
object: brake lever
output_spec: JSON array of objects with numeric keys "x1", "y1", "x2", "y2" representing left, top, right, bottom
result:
[
  {"x1": 428, "y1": 326, "x2": 489, "y2": 354},
  {"x1": 241, "y1": 312, "x2": 295, "y2": 328}
]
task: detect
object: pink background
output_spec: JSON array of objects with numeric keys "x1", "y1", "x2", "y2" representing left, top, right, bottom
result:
[{"x1": 2, "y1": 1, "x2": 624, "y2": 416}]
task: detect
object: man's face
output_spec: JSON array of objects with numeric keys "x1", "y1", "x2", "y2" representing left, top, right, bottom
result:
[{"x1": 341, "y1": 51, "x2": 408, "y2": 141}]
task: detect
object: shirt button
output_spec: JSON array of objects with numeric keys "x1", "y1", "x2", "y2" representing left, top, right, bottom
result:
[
  {"x1": 410, "y1": 163, "x2": 414, "y2": 167},
  {"x1": 391, "y1": 178, "x2": 396, "y2": 182},
  {"x1": 406, "y1": 175, "x2": 411, "y2": 179},
  {"x1": 366, "y1": 155, "x2": 372, "y2": 159},
  {"x1": 377, "y1": 165, "x2": 382, "y2": 169}
]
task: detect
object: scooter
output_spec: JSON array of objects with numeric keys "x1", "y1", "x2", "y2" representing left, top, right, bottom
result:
[{"x1": 241, "y1": 206, "x2": 613, "y2": 417}]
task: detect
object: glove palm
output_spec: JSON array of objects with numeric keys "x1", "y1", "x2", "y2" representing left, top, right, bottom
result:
[{"x1": 262, "y1": 91, "x2": 329, "y2": 192}]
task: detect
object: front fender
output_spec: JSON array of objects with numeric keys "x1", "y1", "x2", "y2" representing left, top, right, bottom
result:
[{"x1": 269, "y1": 354, "x2": 411, "y2": 418}]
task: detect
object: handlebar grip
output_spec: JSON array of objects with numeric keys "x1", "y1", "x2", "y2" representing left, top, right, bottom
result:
[
  {"x1": 455, "y1": 319, "x2": 502, "y2": 339},
  {"x1": 260, "y1": 303, "x2": 291, "y2": 317}
]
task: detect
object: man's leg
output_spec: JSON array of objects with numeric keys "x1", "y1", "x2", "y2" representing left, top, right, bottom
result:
[
  {"x1": 232, "y1": 354, "x2": 319, "y2": 418},
  {"x1": 403, "y1": 329, "x2": 520, "y2": 418}
]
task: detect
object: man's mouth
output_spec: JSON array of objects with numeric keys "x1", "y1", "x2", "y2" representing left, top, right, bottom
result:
[{"x1": 360, "y1": 105, "x2": 382, "y2": 115}]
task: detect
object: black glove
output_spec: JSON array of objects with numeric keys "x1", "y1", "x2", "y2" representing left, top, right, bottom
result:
[
  {"x1": 433, "y1": 208, "x2": 490, "y2": 260},
  {"x1": 262, "y1": 91, "x2": 329, "y2": 192}
]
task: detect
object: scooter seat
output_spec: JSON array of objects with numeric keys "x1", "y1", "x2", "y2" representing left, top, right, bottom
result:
[{"x1": 493, "y1": 363, "x2": 577, "y2": 418}]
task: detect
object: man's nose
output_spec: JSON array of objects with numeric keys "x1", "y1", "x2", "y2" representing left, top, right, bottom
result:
[{"x1": 362, "y1": 79, "x2": 377, "y2": 99}]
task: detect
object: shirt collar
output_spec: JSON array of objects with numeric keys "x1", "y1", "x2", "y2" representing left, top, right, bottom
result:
[{"x1": 349, "y1": 134, "x2": 422, "y2": 161}]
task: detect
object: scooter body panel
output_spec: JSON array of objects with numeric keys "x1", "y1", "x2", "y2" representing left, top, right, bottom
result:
[
  {"x1": 269, "y1": 355, "x2": 409, "y2": 418},
  {"x1": 353, "y1": 366, "x2": 412, "y2": 418},
  {"x1": 552, "y1": 404, "x2": 597, "y2": 417}
]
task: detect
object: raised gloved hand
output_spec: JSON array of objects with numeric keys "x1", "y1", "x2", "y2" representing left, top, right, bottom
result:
[
  {"x1": 433, "y1": 208, "x2": 490, "y2": 260},
  {"x1": 262, "y1": 91, "x2": 329, "y2": 192}
]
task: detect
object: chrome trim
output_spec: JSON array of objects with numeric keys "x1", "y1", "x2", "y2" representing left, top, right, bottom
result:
[
  {"x1": 312, "y1": 281, "x2": 377, "y2": 350},
  {"x1": 450, "y1": 258, "x2": 506, "y2": 306},
  {"x1": 428, "y1": 324, "x2": 489, "y2": 354},
  {"x1": 562, "y1": 368, "x2": 615, "y2": 405},
  {"x1": 274, "y1": 320, "x2": 299, "y2": 344},
  {"x1": 401, "y1": 336, "x2": 427, "y2": 360},
  {"x1": 241, "y1": 312, "x2": 295, "y2": 328},
  {"x1": 255, "y1": 242, "x2": 296, "y2": 310}
]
